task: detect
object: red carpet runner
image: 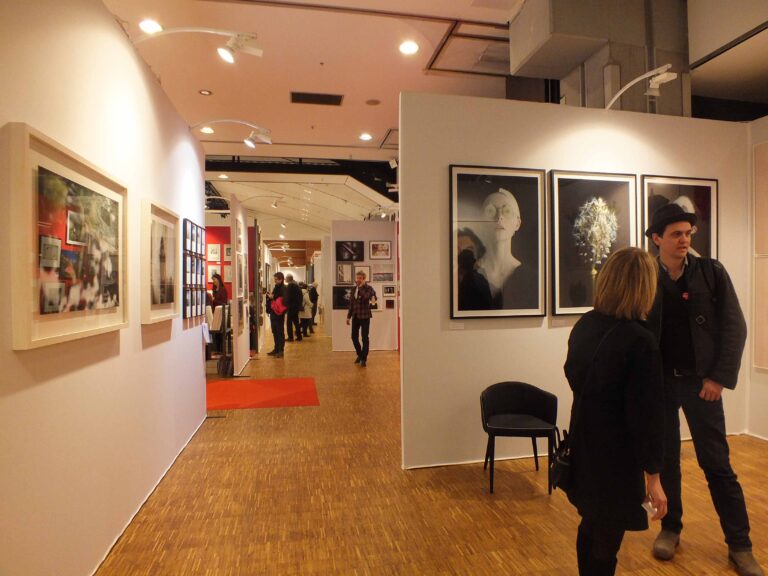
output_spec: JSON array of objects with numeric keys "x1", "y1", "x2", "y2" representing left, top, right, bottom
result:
[{"x1": 207, "y1": 377, "x2": 319, "y2": 410}]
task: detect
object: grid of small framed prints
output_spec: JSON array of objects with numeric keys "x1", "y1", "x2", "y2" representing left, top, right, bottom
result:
[{"x1": 183, "y1": 219, "x2": 206, "y2": 318}]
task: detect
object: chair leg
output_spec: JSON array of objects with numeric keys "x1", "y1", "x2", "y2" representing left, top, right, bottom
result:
[
  {"x1": 531, "y1": 437, "x2": 539, "y2": 471},
  {"x1": 547, "y1": 431, "x2": 554, "y2": 495},
  {"x1": 489, "y1": 435, "x2": 495, "y2": 494},
  {"x1": 484, "y1": 435, "x2": 492, "y2": 470}
]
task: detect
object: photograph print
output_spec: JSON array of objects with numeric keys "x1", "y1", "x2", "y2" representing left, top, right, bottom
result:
[
  {"x1": 336, "y1": 240, "x2": 365, "y2": 262},
  {"x1": 551, "y1": 170, "x2": 637, "y2": 315},
  {"x1": 370, "y1": 241, "x2": 391, "y2": 260},
  {"x1": 150, "y1": 217, "x2": 176, "y2": 305},
  {"x1": 337, "y1": 263, "x2": 353, "y2": 284},
  {"x1": 450, "y1": 165, "x2": 545, "y2": 318},
  {"x1": 642, "y1": 175, "x2": 717, "y2": 258},
  {"x1": 332, "y1": 285, "x2": 353, "y2": 310}
]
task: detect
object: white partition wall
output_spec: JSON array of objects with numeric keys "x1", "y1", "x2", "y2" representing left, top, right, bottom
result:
[
  {"x1": 0, "y1": 2, "x2": 206, "y2": 575},
  {"x1": 400, "y1": 92, "x2": 750, "y2": 469},
  {"x1": 331, "y1": 220, "x2": 398, "y2": 352}
]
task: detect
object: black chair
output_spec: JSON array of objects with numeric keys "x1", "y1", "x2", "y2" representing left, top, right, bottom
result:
[{"x1": 480, "y1": 381, "x2": 558, "y2": 494}]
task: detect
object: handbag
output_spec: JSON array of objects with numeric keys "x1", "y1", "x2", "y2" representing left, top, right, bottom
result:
[
  {"x1": 552, "y1": 321, "x2": 620, "y2": 492},
  {"x1": 270, "y1": 296, "x2": 286, "y2": 315}
]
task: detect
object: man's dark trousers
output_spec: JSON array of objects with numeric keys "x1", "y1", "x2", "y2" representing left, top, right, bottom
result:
[
  {"x1": 661, "y1": 372, "x2": 752, "y2": 550},
  {"x1": 286, "y1": 310, "x2": 301, "y2": 340},
  {"x1": 270, "y1": 312, "x2": 285, "y2": 353},
  {"x1": 351, "y1": 317, "x2": 370, "y2": 361}
]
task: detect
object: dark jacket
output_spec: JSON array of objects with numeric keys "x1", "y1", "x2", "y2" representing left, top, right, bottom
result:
[
  {"x1": 347, "y1": 283, "x2": 376, "y2": 320},
  {"x1": 284, "y1": 281, "x2": 303, "y2": 313},
  {"x1": 564, "y1": 311, "x2": 664, "y2": 530},
  {"x1": 646, "y1": 256, "x2": 746, "y2": 389}
]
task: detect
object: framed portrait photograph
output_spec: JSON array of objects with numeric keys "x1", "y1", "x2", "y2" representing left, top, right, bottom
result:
[
  {"x1": 207, "y1": 243, "x2": 221, "y2": 262},
  {"x1": 141, "y1": 200, "x2": 179, "y2": 324},
  {"x1": 336, "y1": 240, "x2": 365, "y2": 262},
  {"x1": 7, "y1": 123, "x2": 128, "y2": 349},
  {"x1": 551, "y1": 170, "x2": 637, "y2": 315},
  {"x1": 337, "y1": 263, "x2": 353, "y2": 284},
  {"x1": 642, "y1": 175, "x2": 717, "y2": 259},
  {"x1": 370, "y1": 241, "x2": 391, "y2": 260},
  {"x1": 450, "y1": 165, "x2": 546, "y2": 318},
  {"x1": 332, "y1": 285, "x2": 353, "y2": 310}
]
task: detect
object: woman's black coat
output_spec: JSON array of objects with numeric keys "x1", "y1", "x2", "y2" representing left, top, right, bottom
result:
[{"x1": 564, "y1": 311, "x2": 664, "y2": 530}]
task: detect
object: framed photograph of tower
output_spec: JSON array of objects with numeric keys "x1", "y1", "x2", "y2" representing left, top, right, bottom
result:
[{"x1": 141, "y1": 199, "x2": 180, "y2": 324}]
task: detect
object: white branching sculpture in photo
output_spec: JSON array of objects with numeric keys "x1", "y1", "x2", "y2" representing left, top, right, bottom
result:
[{"x1": 573, "y1": 197, "x2": 618, "y2": 275}]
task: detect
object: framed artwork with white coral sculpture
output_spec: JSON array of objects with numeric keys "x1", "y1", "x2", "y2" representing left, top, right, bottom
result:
[{"x1": 551, "y1": 170, "x2": 637, "y2": 315}]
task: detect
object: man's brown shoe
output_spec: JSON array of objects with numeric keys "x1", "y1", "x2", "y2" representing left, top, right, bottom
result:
[
  {"x1": 729, "y1": 550, "x2": 764, "y2": 576},
  {"x1": 652, "y1": 530, "x2": 680, "y2": 560}
]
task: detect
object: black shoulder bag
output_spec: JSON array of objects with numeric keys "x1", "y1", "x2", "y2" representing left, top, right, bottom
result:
[{"x1": 552, "y1": 322, "x2": 619, "y2": 492}]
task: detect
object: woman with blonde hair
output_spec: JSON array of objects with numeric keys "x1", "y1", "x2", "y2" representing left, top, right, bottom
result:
[{"x1": 563, "y1": 247, "x2": 667, "y2": 575}]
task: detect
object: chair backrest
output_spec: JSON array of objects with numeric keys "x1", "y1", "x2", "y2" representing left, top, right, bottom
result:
[
  {"x1": 211, "y1": 305, "x2": 223, "y2": 331},
  {"x1": 206, "y1": 305, "x2": 214, "y2": 326},
  {"x1": 480, "y1": 381, "x2": 557, "y2": 432}
]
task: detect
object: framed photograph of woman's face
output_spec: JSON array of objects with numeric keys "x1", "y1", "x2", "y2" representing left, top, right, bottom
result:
[
  {"x1": 450, "y1": 165, "x2": 546, "y2": 318},
  {"x1": 642, "y1": 175, "x2": 717, "y2": 259},
  {"x1": 551, "y1": 170, "x2": 637, "y2": 315}
]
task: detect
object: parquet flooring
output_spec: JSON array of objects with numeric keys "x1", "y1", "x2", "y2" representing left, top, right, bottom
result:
[{"x1": 96, "y1": 326, "x2": 768, "y2": 575}]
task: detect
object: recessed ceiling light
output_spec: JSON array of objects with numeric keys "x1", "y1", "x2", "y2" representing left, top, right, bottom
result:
[
  {"x1": 359, "y1": 133, "x2": 373, "y2": 141},
  {"x1": 139, "y1": 19, "x2": 163, "y2": 34},
  {"x1": 200, "y1": 126, "x2": 215, "y2": 134},
  {"x1": 399, "y1": 40, "x2": 419, "y2": 55},
  {"x1": 199, "y1": 89, "x2": 213, "y2": 96},
  {"x1": 218, "y1": 174, "x2": 229, "y2": 179},
  {"x1": 366, "y1": 99, "x2": 381, "y2": 106}
]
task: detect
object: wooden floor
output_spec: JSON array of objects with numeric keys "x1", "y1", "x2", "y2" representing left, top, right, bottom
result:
[{"x1": 96, "y1": 326, "x2": 768, "y2": 575}]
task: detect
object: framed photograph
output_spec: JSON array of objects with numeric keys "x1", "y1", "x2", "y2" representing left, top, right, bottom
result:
[
  {"x1": 642, "y1": 175, "x2": 717, "y2": 258},
  {"x1": 224, "y1": 243, "x2": 232, "y2": 262},
  {"x1": 450, "y1": 165, "x2": 546, "y2": 318},
  {"x1": 141, "y1": 200, "x2": 179, "y2": 324},
  {"x1": 371, "y1": 263, "x2": 394, "y2": 282},
  {"x1": 385, "y1": 299, "x2": 395, "y2": 309},
  {"x1": 236, "y1": 219, "x2": 243, "y2": 251},
  {"x1": 332, "y1": 285, "x2": 353, "y2": 310},
  {"x1": 223, "y1": 263, "x2": 232, "y2": 283},
  {"x1": 383, "y1": 285, "x2": 396, "y2": 296},
  {"x1": 552, "y1": 170, "x2": 637, "y2": 315},
  {"x1": 370, "y1": 241, "x2": 391, "y2": 260},
  {"x1": 354, "y1": 265, "x2": 371, "y2": 282},
  {"x1": 208, "y1": 263, "x2": 222, "y2": 283},
  {"x1": 6, "y1": 124, "x2": 128, "y2": 349},
  {"x1": 207, "y1": 243, "x2": 221, "y2": 262},
  {"x1": 185, "y1": 221, "x2": 191, "y2": 251},
  {"x1": 236, "y1": 252, "x2": 245, "y2": 298},
  {"x1": 336, "y1": 240, "x2": 365, "y2": 262},
  {"x1": 337, "y1": 263, "x2": 353, "y2": 284}
]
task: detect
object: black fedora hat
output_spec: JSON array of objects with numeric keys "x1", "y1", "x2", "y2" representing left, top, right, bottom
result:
[{"x1": 644, "y1": 202, "x2": 697, "y2": 238}]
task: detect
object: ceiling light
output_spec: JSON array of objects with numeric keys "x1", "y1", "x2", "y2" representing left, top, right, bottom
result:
[
  {"x1": 200, "y1": 126, "x2": 214, "y2": 134},
  {"x1": 359, "y1": 133, "x2": 373, "y2": 141},
  {"x1": 218, "y1": 174, "x2": 229, "y2": 179},
  {"x1": 280, "y1": 222, "x2": 286, "y2": 228},
  {"x1": 190, "y1": 119, "x2": 272, "y2": 149},
  {"x1": 217, "y1": 46, "x2": 235, "y2": 63},
  {"x1": 271, "y1": 201, "x2": 278, "y2": 209},
  {"x1": 399, "y1": 40, "x2": 419, "y2": 55},
  {"x1": 139, "y1": 19, "x2": 163, "y2": 34},
  {"x1": 606, "y1": 63, "x2": 676, "y2": 110},
  {"x1": 199, "y1": 89, "x2": 213, "y2": 96},
  {"x1": 380, "y1": 212, "x2": 387, "y2": 219},
  {"x1": 244, "y1": 129, "x2": 272, "y2": 148},
  {"x1": 279, "y1": 233, "x2": 285, "y2": 239}
]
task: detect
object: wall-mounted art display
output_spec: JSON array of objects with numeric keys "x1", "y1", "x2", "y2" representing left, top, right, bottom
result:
[
  {"x1": 642, "y1": 175, "x2": 717, "y2": 259},
  {"x1": 370, "y1": 241, "x2": 391, "y2": 259},
  {"x1": 208, "y1": 263, "x2": 222, "y2": 282},
  {"x1": 182, "y1": 218, "x2": 205, "y2": 319},
  {"x1": 551, "y1": 170, "x2": 637, "y2": 315},
  {"x1": 332, "y1": 285, "x2": 353, "y2": 309},
  {"x1": 354, "y1": 265, "x2": 371, "y2": 281},
  {"x1": 224, "y1": 243, "x2": 232, "y2": 262},
  {"x1": 236, "y1": 253, "x2": 245, "y2": 298},
  {"x1": 337, "y1": 263, "x2": 353, "y2": 284},
  {"x1": 450, "y1": 165, "x2": 546, "y2": 318},
  {"x1": 383, "y1": 285, "x2": 396, "y2": 296},
  {"x1": 141, "y1": 199, "x2": 179, "y2": 324},
  {"x1": 385, "y1": 299, "x2": 395, "y2": 309},
  {"x1": 336, "y1": 240, "x2": 365, "y2": 262},
  {"x1": 371, "y1": 263, "x2": 394, "y2": 282},
  {"x1": 6, "y1": 123, "x2": 128, "y2": 349},
  {"x1": 223, "y1": 263, "x2": 232, "y2": 283},
  {"x1": 207, "y1": 243, "x2": 221, "y2": 262}
]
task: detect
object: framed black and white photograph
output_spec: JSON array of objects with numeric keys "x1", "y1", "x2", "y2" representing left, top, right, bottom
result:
[
  {"x1": 207, "y1": 243, "x2": 221, "y2": 262},
  {"x1": 642, "y1": 175, "x2": 717, "y2": 258},
  {"x1": 336, "y1": 240, "x2": 365, "y2": 262},
  {"x1": 551, "y1": 170, "x2": 637, "y2": 315},
  {"x1": 450, "y1": 165, "x2": 546, "y2": 318},
  {"x1": 370, "y1": 241, "x2": 391, "y2": 260},
  {"x1": 141, "y1": 200, "x2": 179, "y2": 324},
  {"x1": 236, "y1": 253, "x2": 244, "y2": 298},
  {"x1": 383, "y1": 285, "x2": 396, "y2": 296},
  {"x1": 332, "y1": 285, "x2": 353, "y2": 309},
  {"x1": 336, "y1": 263, "x2": 353, "y2": 284},
  {"x1": 224, "y1": 243, "x2": 232, "y2": 262}
]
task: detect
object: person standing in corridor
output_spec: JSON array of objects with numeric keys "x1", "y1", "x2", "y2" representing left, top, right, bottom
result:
[{"x1": 346, "y1": 270, "x2": 376, "y2": 367}]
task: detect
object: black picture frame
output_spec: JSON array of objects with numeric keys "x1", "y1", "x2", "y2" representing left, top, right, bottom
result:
[
  {"x1": 551, "y1": 170, "x2": 637, "y2": 315},
  {"x1": 335, "y1": 240, "x2": 365, "y2": 262},
  {"x1": 332, "y1": 285, "x2": 353, "y2": 310},
  {"x1": 450, "y1": 165, "x2": 546, "y2": 318},
  {"x1": 642, "y1": 175, "x2": 718, "y2": 259}
]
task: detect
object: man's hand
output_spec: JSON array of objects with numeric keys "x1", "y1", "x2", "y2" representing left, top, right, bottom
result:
[{"x1": 700, "y1": 378, "x2": 723, "y2": 402}]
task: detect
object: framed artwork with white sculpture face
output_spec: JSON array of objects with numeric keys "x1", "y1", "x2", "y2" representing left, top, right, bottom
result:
[{"x1": 551, "y1": 170, "x2": 637, "y2": 315}]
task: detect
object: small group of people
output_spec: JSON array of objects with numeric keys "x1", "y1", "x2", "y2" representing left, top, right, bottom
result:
[
  {"x1": 265, "y1": 272, "x2": 318, "y2": 358},
  {"x1": 564, "y1": 203, "x2": 762, "y2": 576}
]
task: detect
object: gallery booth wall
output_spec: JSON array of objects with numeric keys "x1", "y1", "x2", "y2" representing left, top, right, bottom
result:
[
  {"x1": 0, "y1": 1, "x2": 207, "y2": 575},
  {"x1": 399, "y1": 91, "x2": 753, "y2": 469}
]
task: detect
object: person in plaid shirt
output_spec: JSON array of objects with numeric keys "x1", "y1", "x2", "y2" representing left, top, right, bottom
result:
[{"x1": 346, "y1": 270, "x2": 376, "y2": 367}]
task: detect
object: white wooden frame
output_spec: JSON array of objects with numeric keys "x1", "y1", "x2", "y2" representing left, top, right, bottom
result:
[{"x1": 141, "y1": 198, "x2": 180, "y2": 324}]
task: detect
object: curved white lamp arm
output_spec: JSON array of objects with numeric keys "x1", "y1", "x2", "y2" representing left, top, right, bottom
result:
[
  {"x1": 191, "y1": 119, "x2": 268, "y2": 132},
  {"x1": 605, "y1": 63, "x2": 672, "y2": 110},
  {"x1": 135, "y1": 27, "x2": 253, "y2": 44}
]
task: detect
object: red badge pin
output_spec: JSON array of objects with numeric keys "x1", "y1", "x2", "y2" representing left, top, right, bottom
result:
[{"x1": 682, "y1": 292, "x2": 689, "y2": 301}]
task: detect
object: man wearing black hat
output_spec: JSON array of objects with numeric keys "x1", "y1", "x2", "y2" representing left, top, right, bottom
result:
[{"x1": 645, "y1": 203, "x2": 762, "y2": 576}]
